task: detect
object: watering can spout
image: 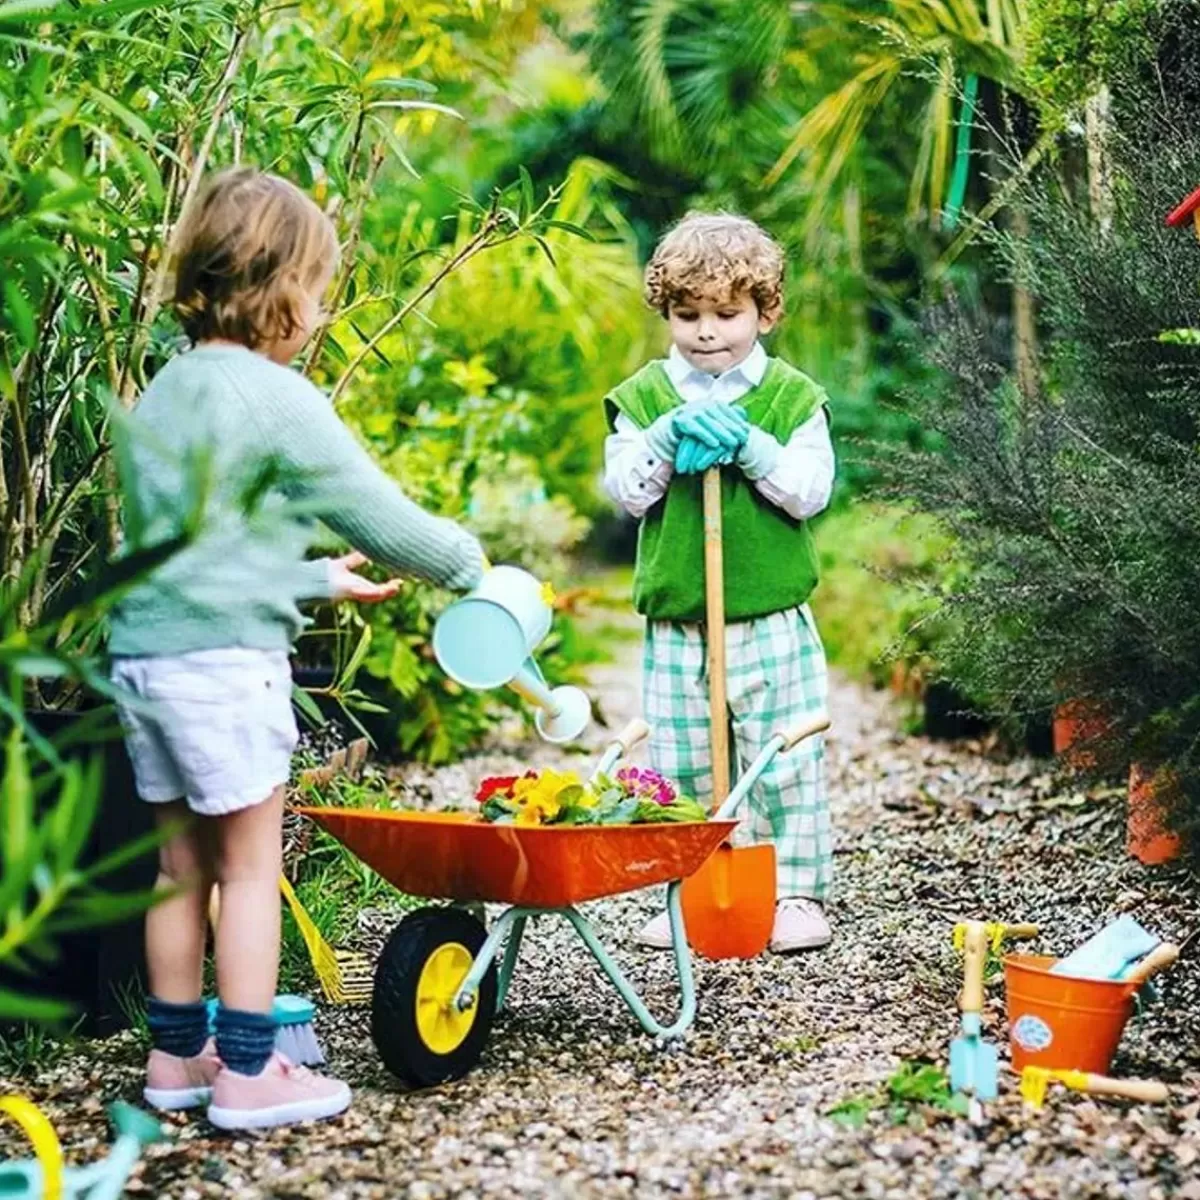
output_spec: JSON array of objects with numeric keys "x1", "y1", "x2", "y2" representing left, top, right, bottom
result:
[{"x1": 431, "y1": 565, "x2": 591, "y2": 744}]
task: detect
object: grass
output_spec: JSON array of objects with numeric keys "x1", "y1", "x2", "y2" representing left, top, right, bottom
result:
[
  {"x1": 0, "y1": 1021, "x2": 82, "y2": 1078},
  {"x1": 827, "y1": 1060, "x2": 968, "y2": 1128}
]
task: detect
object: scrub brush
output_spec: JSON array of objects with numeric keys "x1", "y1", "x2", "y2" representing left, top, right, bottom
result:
[{"x1": 204, "y1": 995, "x2": 326, "y2": 1067}]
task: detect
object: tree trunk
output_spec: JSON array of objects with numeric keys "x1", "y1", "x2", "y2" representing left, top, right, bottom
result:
[
  {"x1": 1011, "y1": 202, "x2": 1039, "y2": 400},
  {"x1": 1085, "y1": 84, "x2": 1114, "y2": 239}
]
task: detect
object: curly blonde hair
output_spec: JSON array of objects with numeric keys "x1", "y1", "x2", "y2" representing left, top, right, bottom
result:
[
  {"x1": 644, "y1": 212, "x2": 785, "y2": 318},
  {"x1": 172, "y1": 167, "x2": 339, "y2": 349}
]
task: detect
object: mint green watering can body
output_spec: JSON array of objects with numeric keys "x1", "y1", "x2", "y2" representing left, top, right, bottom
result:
[{"x1": 432, "y1": 565, "x2": 591, "y2": 744}]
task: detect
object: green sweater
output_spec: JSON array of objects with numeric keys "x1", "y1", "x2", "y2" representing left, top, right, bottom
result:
[
  {"x1": 605, "y1": 358, "x2": 826, "y2": 623},
  {"x1": 108, "y1": 344, "x2": 485, "y2": 657}
]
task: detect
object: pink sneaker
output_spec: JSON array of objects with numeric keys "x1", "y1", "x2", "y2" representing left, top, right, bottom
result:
[
  {"x1": 207, "y1": 1053, "x2": 351, "y2": 1131},
  {"x1": 143, "y1": 1037, "x2": 222, "y2": 1110}
]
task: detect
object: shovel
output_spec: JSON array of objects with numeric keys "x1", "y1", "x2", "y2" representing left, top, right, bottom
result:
[
  {"x1": 950, "y1": 920, "x2": 999, "y2": 1102},
  {"x1": 680, "y1": 467, "x2": 777, "y2": 960}
]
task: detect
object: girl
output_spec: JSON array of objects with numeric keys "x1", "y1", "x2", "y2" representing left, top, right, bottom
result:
[{"x1": 109, "y1": 167, "x2": 487, "y2": 1130}]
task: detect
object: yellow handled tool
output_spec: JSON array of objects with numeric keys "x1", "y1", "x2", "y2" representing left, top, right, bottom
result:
[
  {"x1": 952, "y1": 921, "x2": 1039, "y2": 953},
  {"x1": 1020, "y1": 1067, "x2": 1169, "y2": 1109}
]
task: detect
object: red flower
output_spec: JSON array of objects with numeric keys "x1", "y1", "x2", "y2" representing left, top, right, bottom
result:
[{"x1": 476, "y1": 775, "x2": 520, "y2": 803}]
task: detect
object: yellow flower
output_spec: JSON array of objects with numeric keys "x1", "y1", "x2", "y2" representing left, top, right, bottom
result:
[{"x1": 510, "y1": 769, "x2": 581, "y2": 825}]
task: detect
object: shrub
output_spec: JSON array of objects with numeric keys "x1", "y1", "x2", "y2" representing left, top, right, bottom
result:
[{"x1": 884, "y1": 34, "x2": 1200, "y2": 845}]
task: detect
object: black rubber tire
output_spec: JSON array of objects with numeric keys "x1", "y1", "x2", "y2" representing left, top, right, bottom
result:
[{"x1": 371, "y1": 907, "x2": 497, "y2": 1087}]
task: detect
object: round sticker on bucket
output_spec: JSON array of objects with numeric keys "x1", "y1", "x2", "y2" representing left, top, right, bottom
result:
[{"x1": 1012, "y1": 1014, "x2": 1054, "y2": 1052}]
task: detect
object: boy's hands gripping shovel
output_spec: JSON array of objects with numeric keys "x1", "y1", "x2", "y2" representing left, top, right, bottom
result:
[
  {"x1": 679, "y1": 468, "x2": 829, "y2": 960},
  {"x1": 950, "y1": 920, "x2": 999, "y2": 1104}
]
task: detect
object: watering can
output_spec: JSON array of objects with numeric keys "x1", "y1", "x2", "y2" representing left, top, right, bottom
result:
[
  {"x1": 0, "y1": 1095, "x2": 163, "y2": 1199},
  {"x1": 432, "y1": 565, "x2": 591, "y2": 744}
]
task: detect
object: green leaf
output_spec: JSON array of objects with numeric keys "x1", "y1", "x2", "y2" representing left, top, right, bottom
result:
[
  {"x1": 47, "y1": 885, "x2": 162, "y2": 933},
  {"x1": 518, "y1": 165, "x2": 535, "y2": 220},
  {"x1": 78, "y1": 823, "x2": 168, "y2": 884},
  {"x1": 3, "y1": 725, "x2": 33, "y2": 879},
  {"x1": 533, "y1": 235, "x2": 557, "y2": 267},
  {"x1": 3, "y1": 278, "x2": 36, "y2": 348},
  {"x1": 368, "y1": 76, "x2": 437, "y2": 95},
  {"x1": 338, "y1": 622, "x2": 372, "y2": 689},
  {"x1": 0, "y1": 986, "x2": 75, "y2": 1023},
  {"x1": 540, "y1": 219, "x2": 596, "y2": 241},
  {"x1": 85, "y1": 84, "x2": 153, "y2": 144},
  {"x1": 292, "y1": 684, "x2": 326, "y2": 729}
]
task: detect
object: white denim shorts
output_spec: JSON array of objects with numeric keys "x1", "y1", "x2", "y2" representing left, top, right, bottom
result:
[{"x1": 111, "y1": 648, "x2": 298, "y2": 817}]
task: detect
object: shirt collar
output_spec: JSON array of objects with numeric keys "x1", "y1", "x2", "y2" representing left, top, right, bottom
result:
[{"x1": 664, "y1": 341, "x2": 768, "y2": 390}]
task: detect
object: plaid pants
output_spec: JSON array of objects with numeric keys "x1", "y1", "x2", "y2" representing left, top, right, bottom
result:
[{"x1": 642, "y1": 605, "x2": 832, "y2": 901}]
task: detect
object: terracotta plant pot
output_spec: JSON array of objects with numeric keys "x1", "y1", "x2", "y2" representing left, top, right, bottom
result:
[
  {"x1": 1052, "y1": 699, "x2": 1111, "y2": 770},
  {"x1": 1127, "y1": 762, "x2": 1183, "y2": 865}
]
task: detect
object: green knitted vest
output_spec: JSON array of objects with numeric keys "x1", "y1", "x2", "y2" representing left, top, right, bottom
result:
[{"x1": 605, "y1": 358, "x2": 827, "y2": 623}]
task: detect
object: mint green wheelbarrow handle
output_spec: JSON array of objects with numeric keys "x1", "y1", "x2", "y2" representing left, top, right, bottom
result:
[{"x1": 713, "y1": 713, "x2": 831, "y2": 822}]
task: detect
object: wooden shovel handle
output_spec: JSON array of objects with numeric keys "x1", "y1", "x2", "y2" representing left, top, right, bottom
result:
[
  {"x1": 1080, "y1": 1074, "x2": 1169, "y2": 1103},
  {"x1": 1125, "y1": 943, "x2": 1180, "y2": 986},
  {"x1": 961, "y1": 920, "x2": 987, "y2": 1015},
  {"x1": 776, "y1": 713, "x2": 831, "y2": 751},
  {"x1": 610, "y1": 718, "x2": 650, "y2": 755},
  {"x1": 703, "y1": 468, "x2": 730, "y2": 808}
]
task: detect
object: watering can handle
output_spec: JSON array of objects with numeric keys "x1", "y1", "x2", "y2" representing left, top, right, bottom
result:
[
  {"x1": 609, "y1": 718, "x2": 650, "y2": 755},
  {"x1": 775, "y1": 713, "x2": 831, "y2": 751},
  {"x1": 1125, "y1": 943, "x2": 1179, "y2": 986}
]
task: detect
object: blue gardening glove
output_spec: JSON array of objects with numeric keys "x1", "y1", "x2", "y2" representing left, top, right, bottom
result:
[
  {"x1": 674, "y1": 434, "x2": 736, "y2": 474},
  {"x1": 735, "y1": 423, "x2": 783, "y2": 480},
  {"x1": 674, "y1": 401, "x2": 749, "y2": 452}
]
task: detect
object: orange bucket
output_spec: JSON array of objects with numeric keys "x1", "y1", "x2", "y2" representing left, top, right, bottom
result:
[{"x1": 1004, "y1": 954, "x2": 1140, "y2": 1073}]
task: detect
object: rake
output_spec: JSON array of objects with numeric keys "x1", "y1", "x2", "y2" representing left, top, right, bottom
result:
[{"x1": 279, "y1": 874, "x2": 373, "y2": 1005}]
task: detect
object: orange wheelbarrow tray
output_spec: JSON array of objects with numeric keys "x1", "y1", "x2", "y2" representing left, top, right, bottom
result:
[{"x1": 299, "y1": 716, "x2": 824, "y2": 1087}]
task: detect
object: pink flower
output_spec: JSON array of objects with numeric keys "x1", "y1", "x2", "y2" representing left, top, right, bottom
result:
[{"x1": 617, "y1": 766, "x2": 677, "y2": 805}]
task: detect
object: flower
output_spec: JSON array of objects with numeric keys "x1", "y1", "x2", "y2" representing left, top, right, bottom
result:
[
  {"x1": 476, "y1": 775, "x2": 519, "y2": 803},
  {"x1": 508, "y1": 768, "x2": 582, "y2": 826},
  {"x1": 616, "y1": 766, "x2": 676, "y2": 806}
]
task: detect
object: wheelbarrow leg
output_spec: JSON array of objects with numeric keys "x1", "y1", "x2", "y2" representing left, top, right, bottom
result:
[
  {"x1": 455, "y1": 907, "x2": 532, "y2": 1013},
  {"x1": 562, "y1": 881, "x2": 697, "y2": 1039},
  {"x1": 497, "y1": 915, "x2": 527, "y2": 1012}
]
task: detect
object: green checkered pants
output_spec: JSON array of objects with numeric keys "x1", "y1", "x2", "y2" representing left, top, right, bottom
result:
[{"x1": 642, "y1": 605, "x2": 832, "y2": 901}]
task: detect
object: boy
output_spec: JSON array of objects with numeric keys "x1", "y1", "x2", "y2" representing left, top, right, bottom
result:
[{"x1": 602, "y1": 212, "x2": 835, "y2": 953}]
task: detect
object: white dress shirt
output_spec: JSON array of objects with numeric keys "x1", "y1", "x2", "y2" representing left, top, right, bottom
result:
[{"x1": 602, "y1": 342, "x2": 835, "y2": 521}]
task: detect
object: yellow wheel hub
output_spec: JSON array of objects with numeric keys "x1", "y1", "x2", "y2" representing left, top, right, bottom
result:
[{"x1": 415, "y1": 942, "x2": 476, "y2": 1055}]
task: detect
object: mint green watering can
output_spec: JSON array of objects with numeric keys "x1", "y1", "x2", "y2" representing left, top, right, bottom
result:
[
  {"x1": 432, "y1": 565, "x2": 592, "y2": 744},
  {"x1": 0, "y1": 1099, "x2": 163, "y2": 1199}
]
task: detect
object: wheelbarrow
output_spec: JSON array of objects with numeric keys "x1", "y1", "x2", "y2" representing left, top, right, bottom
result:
[{"x1": 300, "y1": 713, "x2": 828, "y2": 1086}]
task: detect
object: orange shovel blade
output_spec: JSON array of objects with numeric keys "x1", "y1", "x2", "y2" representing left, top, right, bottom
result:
[{"x1": 680, "y1": 843, "x2": 775, "y2": 959}]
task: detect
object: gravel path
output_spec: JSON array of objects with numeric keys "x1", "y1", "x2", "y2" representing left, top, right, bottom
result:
[{"x1": 3, "y1": 631, "x2": 1199, "y2": 1199}]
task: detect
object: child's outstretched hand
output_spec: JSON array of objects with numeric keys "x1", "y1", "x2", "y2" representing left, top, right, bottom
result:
[{"x1": 329, "y1": 551, "x2": 403, "y2": 604}]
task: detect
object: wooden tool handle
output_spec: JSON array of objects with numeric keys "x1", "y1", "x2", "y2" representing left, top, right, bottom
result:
[
  {"x1": 776, "y1": 713, "x2": 831, "y2": 751},
  {"x1": 611, "y1": 718, "x2": 650, "y2": 754},
  {"x1": 703, "y1": 468, "x2": 730, "y2": 808},
  {"x1": 961, "y1": 920, "x2": 988, "y2": 1015},
  {"x1": 1081, "y1": 1074, "x2": 1169, "y2": 1103},
  {"x1": 1004, "y1": 923, "x2": 1040, "y2": 940},
  {"x1": 1125, "y1": 943, "x2": 1180, "y2": 986}
]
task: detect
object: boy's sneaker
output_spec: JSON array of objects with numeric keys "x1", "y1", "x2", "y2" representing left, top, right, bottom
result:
[
  {"x1": 144, "y1": 1038, "x2": 222, "y2": 1110},
  {"x1": 635, "y1": 911, "x2": 674, "y2": 950},
  {"x1": 770, "y1": 898, "x2": 831, "y2": 953},
  {"x1": 207, "y1": 1052, "x2": 351, "y2": 1131}
]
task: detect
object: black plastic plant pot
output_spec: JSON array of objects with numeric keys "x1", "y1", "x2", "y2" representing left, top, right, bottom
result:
[{"x1": 0, "y1": 707, "x2": 157, "y2": 1037}]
